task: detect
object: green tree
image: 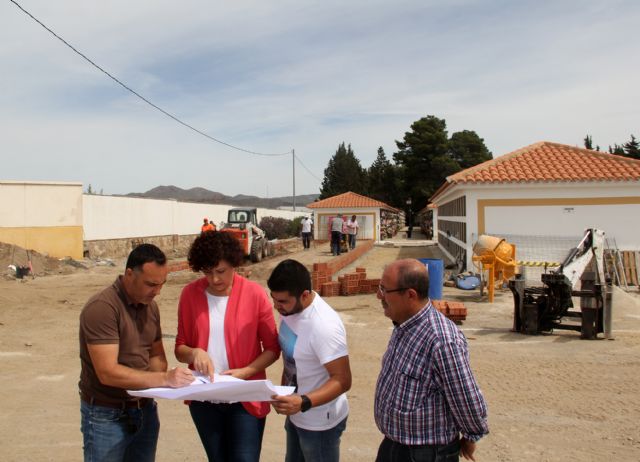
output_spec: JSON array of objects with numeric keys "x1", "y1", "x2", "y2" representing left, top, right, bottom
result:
[
  {"x1": 319, "y1": 142, "x2": 367, "y2": 199},
  {"x1": 448, "y1": 130, "x2": 492, "y2": 170},
  {"x1": 367, "y1": 147, "x2": 397, "y2": 204},
  {"x1": 609, "y1": 144, "x2": 625, "y2": 155},
  {"x1": 394, "y1": 116, "x2": 451, "y2": 211},
  {"x1": 584, "y1": 134, "x2": 593, "y2": 150},
  {"x1": 623, "y1": 134, "x2": 640, "y2": 159},
  {"x1": 393, "y1": 116, "x2": 492, "y2": 213}
]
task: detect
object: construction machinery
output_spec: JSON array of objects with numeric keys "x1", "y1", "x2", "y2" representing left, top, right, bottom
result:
[
  {"x1": 220, "y1": 208, "x2": 270, "y2": 263},
  {"x1": 509, "y1": 228, "x2": 612, "y2": 339},
  {"x1": 472, "y1": 235, "x2": 518, "y2": 303}
]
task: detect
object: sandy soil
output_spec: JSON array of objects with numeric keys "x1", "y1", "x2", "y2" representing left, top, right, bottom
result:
[{"x1": 1, "y1": 238, "x2": 640, "y2": 461}]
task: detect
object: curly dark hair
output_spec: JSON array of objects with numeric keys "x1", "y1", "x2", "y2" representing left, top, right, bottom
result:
[{"x1": 188, "y1": 231, "x2": 244, "y2": 272}]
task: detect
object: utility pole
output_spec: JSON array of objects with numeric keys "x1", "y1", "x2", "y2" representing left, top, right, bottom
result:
[{"x1": 292, "y1": 149, "x2": 296, "y2": 212}]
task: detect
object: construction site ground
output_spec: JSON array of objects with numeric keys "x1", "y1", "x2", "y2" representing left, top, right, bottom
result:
[{"x1": 1, "y1": 233, "x2": 640, "y2": 461}]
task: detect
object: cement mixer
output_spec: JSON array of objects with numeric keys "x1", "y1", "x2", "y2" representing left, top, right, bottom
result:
[{"x1": 472, "y1": 234, "x2": 518, "y2": 302}]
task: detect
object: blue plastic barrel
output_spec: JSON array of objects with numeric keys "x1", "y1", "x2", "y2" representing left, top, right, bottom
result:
[{"x1": 418, "y1": 258, "x2": 444, "y2": 300}]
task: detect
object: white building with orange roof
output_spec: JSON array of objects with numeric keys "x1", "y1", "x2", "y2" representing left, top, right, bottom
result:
[
  {"x1": 306, "y1": 191, "x2": 400, "y2": 242},
  {"x1": 429, "y1": 141, "x2": 640, "y2": 270}
]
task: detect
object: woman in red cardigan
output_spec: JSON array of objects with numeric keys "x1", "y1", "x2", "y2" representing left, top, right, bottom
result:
[{"x1": 175, "y1": 231, "x2": 280, "y2": 462}]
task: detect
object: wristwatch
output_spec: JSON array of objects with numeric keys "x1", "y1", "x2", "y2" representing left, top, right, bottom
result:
[{"x1": 300, "y1": 395, "x2": 312, "y2": 413}]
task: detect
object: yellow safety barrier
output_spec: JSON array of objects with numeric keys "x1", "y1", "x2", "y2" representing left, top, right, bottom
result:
[{"x1": 516, "y1": 261, "x2": 560, "y2": 267}]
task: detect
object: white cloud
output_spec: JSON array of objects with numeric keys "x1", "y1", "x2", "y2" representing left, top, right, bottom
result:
[{"x1": 1, "y1": 0, "x2": 639, "y2": 196}]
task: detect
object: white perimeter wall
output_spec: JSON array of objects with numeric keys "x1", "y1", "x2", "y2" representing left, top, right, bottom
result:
[
  {"x1": 0, "y1": 181, "x2": 83, "y2": 227},
  {"x1": 83, "y1": 195, "x2": 305, "y2": 240}
]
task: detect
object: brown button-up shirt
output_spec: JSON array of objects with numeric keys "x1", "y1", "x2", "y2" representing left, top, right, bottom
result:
[{"x1": 79, "y1": 276, "x2": 162, "y2": 402}]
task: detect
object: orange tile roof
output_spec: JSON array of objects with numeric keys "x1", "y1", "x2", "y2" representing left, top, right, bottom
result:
[
  {"x1": 431, "y1": 141, "x2": 640, "y2": 201},
  {"x1": 307, "y1": 191, "x2": 397, "y2": 210}
]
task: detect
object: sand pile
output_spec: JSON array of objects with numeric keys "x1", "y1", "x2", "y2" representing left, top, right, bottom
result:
[{"x1": 0, "y1": 242, "x2": 95, "y2": 278}]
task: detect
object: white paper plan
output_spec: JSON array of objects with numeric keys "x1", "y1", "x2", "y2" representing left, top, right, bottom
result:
[{"x1": 128, "y1": 373, "x2": 295, "y2": 402}]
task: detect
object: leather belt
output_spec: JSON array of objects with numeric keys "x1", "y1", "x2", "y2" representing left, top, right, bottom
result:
[{"x1": 80, "y1": 391, "x2": 152, "y2": 410}]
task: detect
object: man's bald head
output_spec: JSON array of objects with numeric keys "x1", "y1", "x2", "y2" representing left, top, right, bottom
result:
[{"x1": 386, "y1": 259, "x2": 430, "y2": 300}]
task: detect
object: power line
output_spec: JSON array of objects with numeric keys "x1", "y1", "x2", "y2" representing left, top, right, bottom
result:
[
  {"x1": 294, "y1": 153, "x2": 323, "y2": 183},
  {"x1": 9, "y1": 0, "x2": 290, "y2": 157}
]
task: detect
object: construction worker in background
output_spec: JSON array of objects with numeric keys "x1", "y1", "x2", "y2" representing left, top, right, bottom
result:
[
  {"x1": 301, "y1": 216, "x2": 313, "y2": 250},
  {"x1": 201, "y1": 218, "x2": 215, "y2": 233},
  {"x1": 330, "y1": 215, "x2": 344, "y2": 256}
]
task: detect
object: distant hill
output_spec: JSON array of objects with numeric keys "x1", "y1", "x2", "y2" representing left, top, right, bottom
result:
[{"x1": 125, "y1": 185, "x2": 319, "y2": 209}]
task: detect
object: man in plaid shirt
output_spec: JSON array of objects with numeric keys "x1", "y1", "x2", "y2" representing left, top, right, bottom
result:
[{"x1": 374, "y1": 259, "x2": 488, "y2": 461}]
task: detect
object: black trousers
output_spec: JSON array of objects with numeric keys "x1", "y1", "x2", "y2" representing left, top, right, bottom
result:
[{"x1": 375, "y1": 437, "x2": 460, "y2": 462}]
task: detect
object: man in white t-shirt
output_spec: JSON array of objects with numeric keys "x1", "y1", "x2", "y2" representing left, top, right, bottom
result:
[
  {"x1": 268, "y1": 259, "x2": 351, "y2": 462},
  {"x1": 301, "y1": 216, "x2": 313, "y2": 250}
]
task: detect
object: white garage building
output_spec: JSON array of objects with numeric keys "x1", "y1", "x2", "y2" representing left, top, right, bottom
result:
[
  {"x1": 429, "y1": 141, "x2": 640, "y2": 270},
  {"x1": 307, "y1": 191, "x2": 400, "y2": 242}
]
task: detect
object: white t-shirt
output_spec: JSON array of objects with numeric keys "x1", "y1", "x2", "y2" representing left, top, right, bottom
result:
[
  {"x1": 279, "y1": 293, "x2": 349, "y2": 430},
  {"x1": 346, "y1": 219, "x2": 358, "y2": 235},
  {"x1": 206, "y1": 292, "x2": 229, "y2": 374},
  {"x1": 301, "y1": 218, "x2": 313, "y2": 233}
]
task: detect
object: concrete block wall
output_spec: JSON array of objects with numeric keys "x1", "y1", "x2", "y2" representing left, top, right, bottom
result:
[{"x1": 84, "y1": 234, "x2": 198, "y2": 259}]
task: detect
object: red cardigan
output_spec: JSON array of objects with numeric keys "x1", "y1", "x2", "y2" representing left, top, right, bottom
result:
[{"x1": 175, "y1": 273, "x2": 280, "y2": 418}]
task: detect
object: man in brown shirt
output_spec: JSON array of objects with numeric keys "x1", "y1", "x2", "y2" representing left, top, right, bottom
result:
[{"x1": 79, "y1": 243, "x2": 193, "y2": 462}]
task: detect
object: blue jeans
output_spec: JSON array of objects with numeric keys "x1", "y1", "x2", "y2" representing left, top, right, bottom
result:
[
  {"x1": 375, "y1": 437, "x2": 460, "y2": 462},
  {"x1": 285, "y1": 416, "x2": 347, "y2": 462},
  {"x1": 80, "y1": 399, "x2": 159, "y2": 462},
  {"x1": 331, "y1": 231, "x2": 342, "y2": 255},
  {"x1": 189, "y1": 401, "x2": 265, "y2": 462},
  {"x1": 348, "y1": 234, "x2": 356, "y2": 249}
]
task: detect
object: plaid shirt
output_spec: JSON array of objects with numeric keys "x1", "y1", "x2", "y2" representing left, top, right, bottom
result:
[{"x1": 374, "y1": 302, "x2": 488, "y2": 445}]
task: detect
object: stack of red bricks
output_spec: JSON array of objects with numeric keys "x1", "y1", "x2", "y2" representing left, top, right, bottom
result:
[
  {"x1": 335, "y1": 267, "x2": 380, "y2": 297},
  {"x1": 338, "y1": 273, "x2": 361, "y2": 296},
  {"x1": 320, "y1": 281, "x2": 341, "y2": 297},
  {"x1": 311, "y1": 263, "x2": 331, "y2": 291},
  {"x1": 431, "y1": 300, "x2": 468, "y2": 323},
  {"x1": 314, "y1": 265, "x2": 382, "y2": 298}
]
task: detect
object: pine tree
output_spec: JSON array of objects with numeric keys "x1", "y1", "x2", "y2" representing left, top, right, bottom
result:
[
  {"x1": 449, "y1": 130, "x2": 492, "y2": 170},
  {"x1": 584, "y1": 134, "x2": 593, "y2": 150},
  {"x1": 392, "y1": 116, "x2": 492, "y2": 213},
  {"x1": 394, "y1": 116, "x2": 452, "y2": 211},
  {"x1": 367, "y1": 147, "x2": 397, "y2": 204},
  {"x1": 623, "y1": 134, "x2": 640, "y2": 159},
  {"x1": 319, "y1": 142, "x2": 367, "y2": 199},
  {"x1": 609, "y1": 144, "x2": 625, "y2": 155}
]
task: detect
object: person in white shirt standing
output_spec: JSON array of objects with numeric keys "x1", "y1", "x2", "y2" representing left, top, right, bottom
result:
[
  {"x1": 330, "y1": 215, "x2": 344, "y2": 256},
  {"x1": 268, "y1": 259, "x2": 352, "y2": 462},
  {"x1": 346, "y1": 215, "x2": 359, "y2": 250},
  {"x1": 301, "y1": 216, "x2": 313, "y2": 250}
]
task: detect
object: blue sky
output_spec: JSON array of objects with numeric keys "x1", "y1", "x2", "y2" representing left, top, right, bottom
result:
[{"x1": 1, "y1": 0, "x2": 638, "y2": 197}]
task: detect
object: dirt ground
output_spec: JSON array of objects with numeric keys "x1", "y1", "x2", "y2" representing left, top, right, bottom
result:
[{"x1": 1, "y1": 237, "x2": 640, "y2": 461}]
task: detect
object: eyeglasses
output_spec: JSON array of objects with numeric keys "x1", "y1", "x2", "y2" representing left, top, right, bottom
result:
[{"x1": 378, "y1": 285, "x2": 408, "y2": 295}]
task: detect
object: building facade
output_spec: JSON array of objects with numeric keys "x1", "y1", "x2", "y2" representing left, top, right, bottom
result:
[{"x1": 429, "y1": 142, "x2": 640, "y2": 270}]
